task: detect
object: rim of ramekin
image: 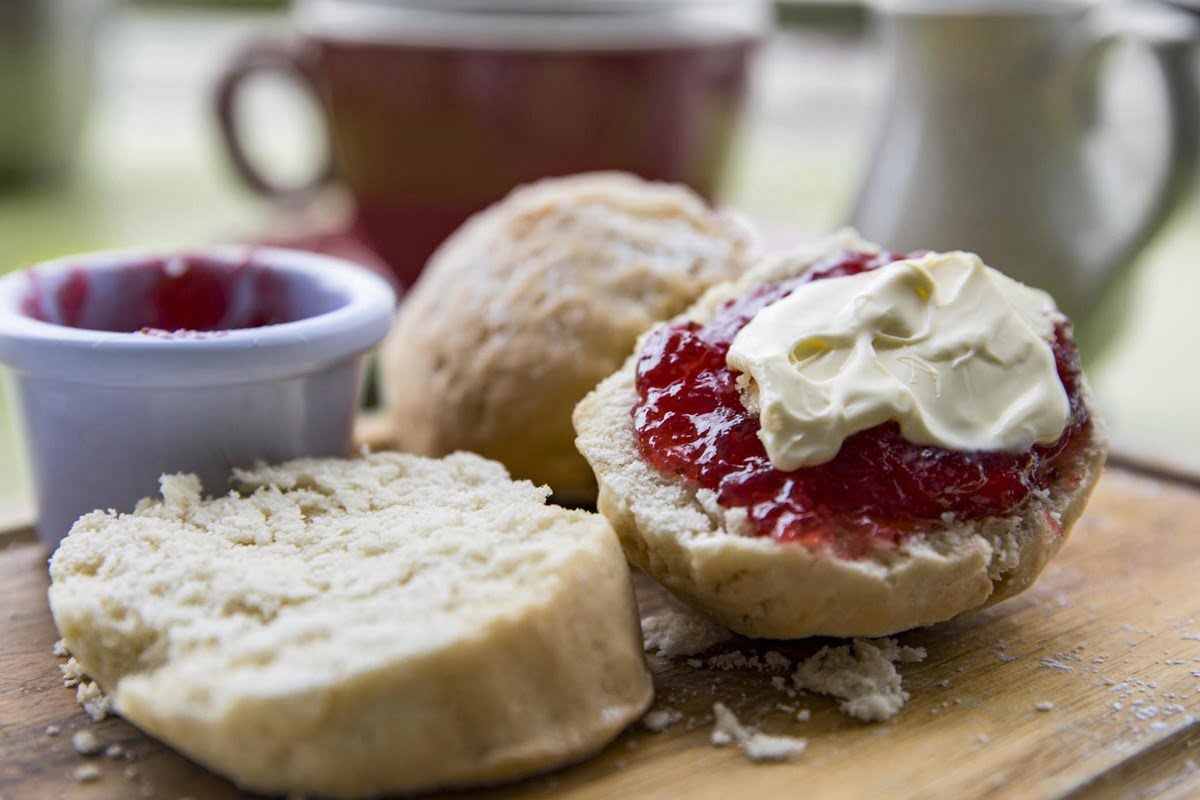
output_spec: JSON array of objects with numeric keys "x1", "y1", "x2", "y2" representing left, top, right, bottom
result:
[{"x1": 0, "y1": 245, "x2": 396, "y2": 387}]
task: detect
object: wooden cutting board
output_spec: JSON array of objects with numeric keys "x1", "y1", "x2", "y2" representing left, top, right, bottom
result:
[{"x1": 2, "y1": 467, "x2": 1199, "y2": 800}]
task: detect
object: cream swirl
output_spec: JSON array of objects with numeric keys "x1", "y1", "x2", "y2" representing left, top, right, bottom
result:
[{"x1": 726, "y1": 251, "x2": 1070, "y2": 470}]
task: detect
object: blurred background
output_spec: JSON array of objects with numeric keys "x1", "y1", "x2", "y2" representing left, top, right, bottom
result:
[{"x1": 2, "y1": 0, "x2": 1199, "y2": 522}]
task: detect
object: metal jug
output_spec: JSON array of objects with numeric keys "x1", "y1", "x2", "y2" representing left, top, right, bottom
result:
[{"x1": 850, "y1": 0, "x2": 1199, "y2": 321}]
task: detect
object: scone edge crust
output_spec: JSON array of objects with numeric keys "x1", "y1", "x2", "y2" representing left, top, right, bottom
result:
[{"x1": 573, "y1": 230, "x2": 1108, "y2": 639}]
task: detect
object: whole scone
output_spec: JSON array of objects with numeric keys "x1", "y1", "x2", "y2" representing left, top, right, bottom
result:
[
  {"x1": 380, "y1": 172, "x2": 754, "y2": 504},
  {"x1": 49, "y1": 452, "x2": 652, "y2": 798},
  {"x1": 574, "y1": 230, "x2": 1108, "y2": 639}
]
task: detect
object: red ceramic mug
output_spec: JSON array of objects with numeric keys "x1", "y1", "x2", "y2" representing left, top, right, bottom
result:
[{"x1": 215, "y1": 0, "x2": 770, "y2": 288}]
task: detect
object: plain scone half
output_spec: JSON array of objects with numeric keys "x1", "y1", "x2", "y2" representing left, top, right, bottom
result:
[
  {"x1": 48, "y1": 452, "x2": 653, "y2": 798},
  {"x1": 574, "y1": 229, "x2": 1108, "y2": 640}
]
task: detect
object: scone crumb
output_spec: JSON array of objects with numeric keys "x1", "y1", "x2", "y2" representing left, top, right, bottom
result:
[
  {"x1": 764, "y1": 651, "x2": 792, "y2": 670},
  {"x1": 792, "y1": 637, "x2": 926, "y2": 722},
  {"x1": 45, "y1": 725, "x2": 60, "y2": 737},
  {"x1": 706, "y1": 650, "x2": 792, "y2": 672},
  {"x1": 707, "y1": 651, "x2": 758, "y2": 671},
  {"x1": 71, "y1": 729, "x2": 103, "y2": 755},
  {"x1": 710, "y1": 703, "x2": 740, "y2": 746},
  {"x1": 77, "y1": 679, "x2": 113, "y2": 721},
  {"x1": 59, "y1": 659, "x2": 112, "y2": 723},
  {"x1": 105, "y1": 744, "x2": 124, "y2": 759},
  {"x1": 60, "y1": 657, "x2": 85, "y2": 687},
  {"x1": 1035, "y1": 701, "x2": 1056, "y2": 712},
  {"x1": 642, "y1": 610, "x2": 732, "y2": 658},
  {"x1": 73, "y1": 764, "x2": 102, "y2": 783},
  {"x1": 642, "y1": 708, "x2": 684, "y2": 732},
  {"x1": 710, "y1": 703, "x2": 806, "y2": 763},
  {"x1": 743, "y1": 733, "x2": 809, "y2": 763},
  {"x1": 796, "y1": 709, "x2": 812, "y2": 722}
]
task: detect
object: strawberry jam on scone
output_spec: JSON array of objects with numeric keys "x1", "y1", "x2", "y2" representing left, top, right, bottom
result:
[
  {"x1": 632, "y1": 249, "x2": 1092, "y2": 559},
  {"x1": 574, "y1": 230, "x2": 1107, "y2": 638}
]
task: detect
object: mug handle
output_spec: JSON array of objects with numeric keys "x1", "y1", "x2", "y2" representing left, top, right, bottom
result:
[
  {"x1": 214, "y1": 38, "x2": 335, "y2": 206},
  {"x1": 1068, "y1": 5, "x2": 1200, "y2": 290}
]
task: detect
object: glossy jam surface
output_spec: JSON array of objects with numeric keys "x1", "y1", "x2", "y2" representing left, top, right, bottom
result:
[
  {"x1": 19, "y1": 255, "x2": 311, "y2": 335},
  {"x1": 633, "y1": 251, "x2": 1090, "y2": 558}
]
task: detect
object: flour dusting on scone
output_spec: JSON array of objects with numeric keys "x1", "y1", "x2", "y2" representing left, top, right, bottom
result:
[{"x1": 574, "y1": 229, "x2": 1107, "y2": 639}]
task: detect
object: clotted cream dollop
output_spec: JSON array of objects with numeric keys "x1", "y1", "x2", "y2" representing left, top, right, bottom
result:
[{"x1": 726, "y1": 251, "x2": 1070, "y2": 470}]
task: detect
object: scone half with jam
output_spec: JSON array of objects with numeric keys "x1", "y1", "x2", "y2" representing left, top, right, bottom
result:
[{"x1": 574, "y1": 229, "x2": 1107, "y2": 639}]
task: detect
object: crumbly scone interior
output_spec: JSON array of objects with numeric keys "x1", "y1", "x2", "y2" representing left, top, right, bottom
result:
[
  {"x1": 49, "y1": 451, "x2": 655, "y2": 796},
  {"x1": 51, "y1": 454, "x2": 587, "y2": 693}
]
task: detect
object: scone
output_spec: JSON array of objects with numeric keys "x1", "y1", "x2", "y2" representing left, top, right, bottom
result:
[
  {"x1": 49, "y1": 452, "x2": 652, "y2": 798},
  {"x1": 379, "y1": 171, "x2": 754, "y2": 504},
  {"x1": 574, "y1": 229, "x2": 1107, "y2": 639}
]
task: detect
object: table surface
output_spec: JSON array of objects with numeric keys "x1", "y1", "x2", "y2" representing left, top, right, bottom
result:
[
  {"x1": 3, "y1": 6, "x2": 1200, "y2": 511},
  {"x1": 3, "y1": 467, "x2": 1200, "y2": 799}
]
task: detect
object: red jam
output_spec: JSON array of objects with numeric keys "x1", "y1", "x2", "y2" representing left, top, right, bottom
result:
[
  {"x1": 632, "y1": 250, "x2": 1091, "y2": 558},
  {"x1": 20, "y1": 255, "x2": 297, "y2": 334}
]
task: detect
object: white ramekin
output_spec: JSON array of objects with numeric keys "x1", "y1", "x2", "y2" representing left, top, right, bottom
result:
[{"x1": 0, "y1": 245, "x2": 395, "y2": 549}]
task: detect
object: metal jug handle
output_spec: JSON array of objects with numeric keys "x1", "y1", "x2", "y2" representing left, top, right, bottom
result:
[{"x1": 1065, "y1": 4, "x2": 1200, "y2": 297}]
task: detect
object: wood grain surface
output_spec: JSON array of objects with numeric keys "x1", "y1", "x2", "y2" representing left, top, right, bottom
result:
[{"x1": 2, "y1": 468, "x2": 1199, "y2": 800}]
